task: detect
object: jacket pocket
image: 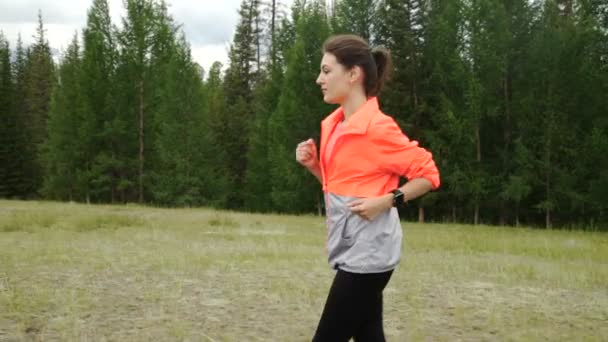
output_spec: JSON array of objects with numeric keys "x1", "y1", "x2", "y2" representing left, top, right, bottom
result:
[{"x1": 340, "y1": 211, "x2": 366, "y2": 245}]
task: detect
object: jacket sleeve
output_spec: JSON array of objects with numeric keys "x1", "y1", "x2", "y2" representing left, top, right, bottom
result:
[{"x1": 371, "y1": 116, "x2": 440, "y2": 190}]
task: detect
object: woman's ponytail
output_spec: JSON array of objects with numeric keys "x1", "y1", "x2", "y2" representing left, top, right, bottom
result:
[{"x1": 370, "y1": 47, "x2": 392, "y2": 97}]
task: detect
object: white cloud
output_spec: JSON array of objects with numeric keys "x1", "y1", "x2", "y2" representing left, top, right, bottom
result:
[
  {"x1": 2, "y1": 22, "x2": 82, "y2": 50},
  {"x1": 0, "y1": 0, "x2": 89, "y2": 24},
  {"x1": 191, "y1": 43, "x2": 230, "y2": 74},
  {"x1": 168, "y1": 0, "x2": 242, "y2": 46}
]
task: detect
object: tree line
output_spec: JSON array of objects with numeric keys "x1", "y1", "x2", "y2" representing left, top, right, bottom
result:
[{"x1": 1, "y1": 0, "x2": 607, "y2": 229}]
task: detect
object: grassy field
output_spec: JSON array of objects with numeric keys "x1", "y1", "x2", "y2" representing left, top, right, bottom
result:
[{"x1": 0, "y1": 200, "x2": 607, "y2": 341}]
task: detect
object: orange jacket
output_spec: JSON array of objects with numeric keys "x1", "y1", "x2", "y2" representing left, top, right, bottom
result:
[{"x1": 319, "y1": 97, "x2": 440, "y2": 197}]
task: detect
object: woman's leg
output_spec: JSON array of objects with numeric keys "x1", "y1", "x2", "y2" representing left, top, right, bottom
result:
[
  {"x1": 312, "y1": 270, "x2": 359, "y2": 341},
  {"x1": 353, "y1": 271, "x2": 392, "y2": 342},
  {"x1": 312, "y1": 269, "x2": 393, "y2": 342}
]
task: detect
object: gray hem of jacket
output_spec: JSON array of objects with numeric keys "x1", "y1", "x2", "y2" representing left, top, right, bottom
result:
[{"x1": 325, "y1": 192, "x2": 403, "y2": 274}]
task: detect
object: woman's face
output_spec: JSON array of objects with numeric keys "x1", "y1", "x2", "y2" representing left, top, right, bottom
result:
[{"x1": 316, "y1": 53, "x2": 353, "y2": 105}]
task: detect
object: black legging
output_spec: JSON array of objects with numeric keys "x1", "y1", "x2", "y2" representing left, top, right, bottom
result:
[{"x1": 313, "y1": 269, "x2": 394, "y2": 342}]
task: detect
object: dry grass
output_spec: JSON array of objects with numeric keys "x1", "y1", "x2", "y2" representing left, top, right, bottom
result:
[{"x1": 0, "y1": 200, "x2": 607, "y2": 341}]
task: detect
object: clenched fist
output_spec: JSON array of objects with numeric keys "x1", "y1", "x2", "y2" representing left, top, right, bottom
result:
[{"x1": 296, "y1": 138, "x2": 319, "y2": 170}]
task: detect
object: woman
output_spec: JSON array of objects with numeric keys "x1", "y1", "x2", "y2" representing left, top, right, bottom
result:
[{"x1": 295, "y1": 34, "x2": 440, "y2": 341}]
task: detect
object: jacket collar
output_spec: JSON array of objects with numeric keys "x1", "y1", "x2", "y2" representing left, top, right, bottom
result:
[{"x1": 321, "y1": 97, "x2": 380, "y2": 136}]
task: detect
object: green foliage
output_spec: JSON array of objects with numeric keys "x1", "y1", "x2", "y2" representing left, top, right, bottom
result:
[
  {"x1": 80, "y1": 0, "x2": 117, "y2": 203},
  {"x1": 216, "y1": 0, "x2": 266, "y2": 209},
  {"x1": 375, "y1": 0, "x2": 428, "y2": 130},
  {"x1": 21, "y1": 12, "x2": 57, "y2": 196},
  {"x1": 200, "y1": 62, "x2": 230, "y2": 207},
  {"x1": 0, "y1": 33, "x2": 23, "y2": 198},
  {"x1": 42, "y1": 34, "x2": 86, "y2": 201},
  {"x1": 243, "y1": 66, "x2": 283, "y2": 212},
  {"x1": 268, "y1": 0, "x2": 331, "y2": 213},
  {"x1": 150, "y1": 34, "x2": 226, "y2": 207},
  {"x1": 331, "y1": 0, "x2": 376, "y2": 39},
  {"x1": 3, "y1": 0, "x2": 607, "y2": 229}
]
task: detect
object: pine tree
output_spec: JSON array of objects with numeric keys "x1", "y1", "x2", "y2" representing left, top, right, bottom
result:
[
  {"x1": 577, "y1": 0, "x2": 608, "y2": 226},
  {"x1": 494, "y1": 0, "x2": 534, "y2": 225},
  {"x1": 549, "y1": 0, "x2": 608, "y2": 227},
  {"x1": 268, "y1": 0, "x2": 332, "y2": 213},
  {"x1": 501, "y1": 139, "x2": 533, "y2": 226},
  {"x1": 243, "y1": 0, "x2": 288, "y2": 212},
  {"x1": 0, "y1": 33, "x2": 17, "y2": 197},
  {"x1": 22, "y1": 11, "x2": 56, "y2": 196},
  {"x1": 220, "y1": 0, "x2": 264, "y2": 208},
  {"x1": 460, "y1": 0, "x2": 512, "y2": 224},
  {"x1": 421, "y1": 0, "x2": 468, "y2": 222},
  {"x1": 517, "y1": 0, "x2": 578, "y2": 228},
  {"x1": 42, "y1": 33, "x2": 85, "y2": 200},
  {"x1": 81, "y1": 0, "x2": 118, "y2": 203},
  {"x1": 375, "y1": 0, "x2": 428, "y2": 128},
  {"x1": 150, "y1": 21, "x2": 226, "y2": 206},
  {"x1": 243, "y1": 62, "x2": 284, "y2": 212},
  {"x1": 201, "y1": 62, "x2": 230, "y2": 207},
  {"x1": 332, "y1": 0, "x2": 376, "y2": 39},
  {"x1": 116, "y1": 0, "x2": 161, "y2": 202},
  {"x1": 261, "y1": 0, "x2": 288, "y2": 67},
  {"x1": 9, "y1": 34, "x2": 31, "y2": 198}
]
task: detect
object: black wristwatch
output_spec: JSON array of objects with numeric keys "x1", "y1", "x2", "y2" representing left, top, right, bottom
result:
[{"x1": 391, "y1": 189, "x2": 405, "y2": 207}]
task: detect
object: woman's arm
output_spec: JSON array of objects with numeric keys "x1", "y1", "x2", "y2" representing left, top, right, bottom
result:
[
  {"x1": 296, "y1": 138, "x2": 322, "y2": 184},
  {"x1": 398, "y1": 177, "x2": 433, "y2": 202},
  {"x1": 307, "y1": 163, "x2": 323, "y2": 184},
  {"x1": 350, "y1": 116, "x2": 440, "y2": 220},
  {"x1": 348, "y1": 177, "x2": 433, "y2": 220}
]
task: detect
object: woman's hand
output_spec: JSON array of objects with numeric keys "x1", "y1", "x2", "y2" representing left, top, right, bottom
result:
[
  {"x1": 296, "y1": 138, "x2": 319, "y2": 170},
  {"x1": 348, "y1": 194, "x2": 393, "y2": 221}
]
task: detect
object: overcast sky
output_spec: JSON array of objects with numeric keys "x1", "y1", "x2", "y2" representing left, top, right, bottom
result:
[{"x1": 0, "y1": 0, "x2": 293, "y2": 73}]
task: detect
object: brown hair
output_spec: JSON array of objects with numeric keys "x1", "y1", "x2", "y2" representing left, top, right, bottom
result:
[{"x1": 322, "y1": 34, "x2": 392, "y2": 97}]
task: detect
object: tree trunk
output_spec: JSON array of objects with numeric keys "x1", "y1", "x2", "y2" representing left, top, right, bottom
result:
[
  {"x1": 138, "y1": 79, "x2": 144, "y2": 203},
  {"x1": 255, "y1": 5, "x2": 260, "y2": 71},
  {"x1": 110, "y1": 150, "x2": 116, "y2": 204},
  {"x1": 476, "y1": 121, "x2": 481, "y2": 162},
  {"x1": 317, "y1": 200, "x2": 322, "y2": 216},
  {"x1": 503, "y1": 73, "x2": 512, "y2": 227},
  {"x1": 545, "y1": 122, "x2": 552, "y2": 229},
  {"x1": 270, "y1": 0, "x2": 276, "y2": 65},
  {"x1": 503, "y1": 74, "x2": 512, "y2": 151},
  {"x1": 85, "y1": 163, "x2": 90, "y2": 204},
  {"x1": 546, "y1": 173, "x2": 552, "y2": 229},
  {"x1": 418, "y1": 206, "x2": 425, "y2": 223},
  {"x1": 545, "y1": 163, "x2": 552, "y2": 229},
  {"x1": 475, "y1": 121, "x2": 481, "y2": 225}
]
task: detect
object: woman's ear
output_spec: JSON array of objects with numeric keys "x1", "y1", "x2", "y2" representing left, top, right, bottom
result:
[{"x1": 349, "y1": 66, "x2": 363, "y2": 84}]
